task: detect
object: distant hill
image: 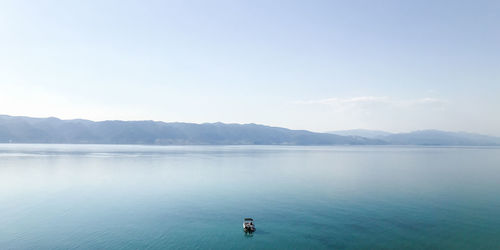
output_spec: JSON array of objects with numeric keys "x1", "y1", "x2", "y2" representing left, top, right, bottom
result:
[
  {"x1": 327, "y1": 129, "x2": 393, "y2": 138},
  {"x1": 0, "y1": 115, "x2": 383, "y2": 145},
  {"x1": 381, "y1": 130, "x2": 500, "y2": 146},
  {"x1": 330, "y1": 129, "x2": 500, "y2": 146}
]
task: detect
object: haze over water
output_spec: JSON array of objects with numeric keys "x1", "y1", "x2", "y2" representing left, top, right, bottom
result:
[{"x1": 1, "y1": 144, "x2": 500, "y2": 249}]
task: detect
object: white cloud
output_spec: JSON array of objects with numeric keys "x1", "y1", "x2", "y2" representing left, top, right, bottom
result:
[
  {"x1": 297, "y1": 96, "x2": 447, "y2": 108},
  {"x1": 412, "y1": 97, "x2": 446, "y2": 105},
  {"x1": 296, "y1": 96, "x2": 389, "y2": 105}
]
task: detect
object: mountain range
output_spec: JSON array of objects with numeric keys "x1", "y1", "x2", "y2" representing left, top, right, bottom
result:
[
  {"x1": 0, "y1": 115, "x2": 499, "y2": 146},
  {"x1": 328, "y1": 129, "x2": 500, "y2": 146},
  {"x1": 0, "y1": 115, "x2": 381, "y2": 145}
]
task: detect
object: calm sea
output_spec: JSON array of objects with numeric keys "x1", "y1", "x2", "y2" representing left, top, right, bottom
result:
[{"x1": 1, "y1": 144, "x2": 500, "y2": 249}]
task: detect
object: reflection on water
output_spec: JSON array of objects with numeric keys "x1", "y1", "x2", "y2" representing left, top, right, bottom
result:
[{"x1": 1, "y1": 144, "x2": 500, "y2": 249}]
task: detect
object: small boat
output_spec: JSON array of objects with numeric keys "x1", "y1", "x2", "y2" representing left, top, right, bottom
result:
[{"x1": 243, "y1": 218, "x2": 256, "y2": 233}]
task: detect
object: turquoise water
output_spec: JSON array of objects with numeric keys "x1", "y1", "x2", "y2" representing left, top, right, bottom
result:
[{"x1": 1, "y1": 144, "x2": 500, "y2": 249}]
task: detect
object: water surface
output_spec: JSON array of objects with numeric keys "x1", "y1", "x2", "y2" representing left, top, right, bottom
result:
[{"x1": 1, "y1": 144, "x2": 500, "y2": 249}]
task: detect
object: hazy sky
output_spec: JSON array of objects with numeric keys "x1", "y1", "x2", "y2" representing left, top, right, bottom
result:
[{"x1": 1, "y1": 0, "x2": 499, "y2": 135}]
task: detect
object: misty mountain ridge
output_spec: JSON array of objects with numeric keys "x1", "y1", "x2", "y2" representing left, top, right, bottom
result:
[
  {"x1": 0, "y1": 115, "x2": 381, "y2": 145},
  {"x1": 1, "y1": 115, "x2": 499, "y2": 146},
  {"x1": 329, "y1": 129, "x2": 500, "y2": 146},
  {"x1": 327, "y1": 129, "x2": 393, "y2": 138}
]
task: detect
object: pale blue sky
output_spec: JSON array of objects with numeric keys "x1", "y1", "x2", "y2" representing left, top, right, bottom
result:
[{"x1": 1, "y1": 0, "x2": 499, "y2": 135}]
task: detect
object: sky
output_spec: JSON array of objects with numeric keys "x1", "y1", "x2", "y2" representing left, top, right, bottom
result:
[{"x1": 0, "y1": 0, "x2": 499, "y2": 135}]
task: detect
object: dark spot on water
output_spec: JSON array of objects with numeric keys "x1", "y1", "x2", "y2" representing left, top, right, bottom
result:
[
  {"x1": 243, "y1": 233, "x2": 254, "y2": 238},
  {"x1": 253, "y1": 229, "x2": 271, "y2": 235}
]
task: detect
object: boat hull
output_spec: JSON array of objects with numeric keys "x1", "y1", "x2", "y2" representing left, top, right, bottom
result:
[{"x1": 243, "y1": 223, "x2": 255, "y2": 232}]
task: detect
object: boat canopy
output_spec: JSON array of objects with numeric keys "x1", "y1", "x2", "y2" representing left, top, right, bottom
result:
[{"x1": 244, "y1": 218, "x2": 253, "y2": 221}]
